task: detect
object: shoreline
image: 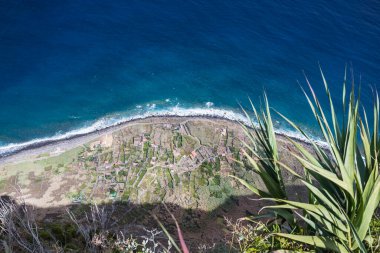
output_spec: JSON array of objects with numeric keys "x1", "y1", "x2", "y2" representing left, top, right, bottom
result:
[
  {"x1": 0, "y1": 114, "x2": 325, "y2": 164},
  {"x1": 0, "y1": 107, "x2": 252, "y2": 157},
  {"x1": 0, "y1": 115, "x2": 244, "y2": 162}
]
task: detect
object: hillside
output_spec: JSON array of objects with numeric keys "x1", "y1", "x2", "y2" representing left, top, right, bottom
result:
[{"x1": 0, "y1": 116, "x2": 306, "y2": 249}]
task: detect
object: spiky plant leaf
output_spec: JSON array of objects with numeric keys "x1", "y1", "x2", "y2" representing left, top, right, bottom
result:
[
  {"x1": 237, "y1": 67, "x2": 380, "y2": 252},
  {"x1": 272, "y1": 234, "x2": 349, "y2": 253}
]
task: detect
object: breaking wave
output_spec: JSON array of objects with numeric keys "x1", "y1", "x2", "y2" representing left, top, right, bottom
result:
[{"x1": 0, "y1": 105, "x2": 327, "y2": 157}]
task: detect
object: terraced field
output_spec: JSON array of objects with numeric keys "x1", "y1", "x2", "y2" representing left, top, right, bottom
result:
[{"x1": 0, "y1": 117, "x2": 306, "y2": 246}]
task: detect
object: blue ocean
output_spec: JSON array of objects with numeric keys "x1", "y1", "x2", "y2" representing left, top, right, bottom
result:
[{"x1": 0, "y1": 0, "x2": 379, "y2": 154}]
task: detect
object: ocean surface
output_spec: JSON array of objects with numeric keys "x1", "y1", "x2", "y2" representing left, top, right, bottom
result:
[{"x1": 0, "y1": 0, "x2": 379, "y2": 155}]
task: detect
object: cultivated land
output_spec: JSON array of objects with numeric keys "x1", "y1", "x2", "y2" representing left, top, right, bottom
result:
[{"x1": 0, "y1": 116, "x2": 308, "y2": 246}]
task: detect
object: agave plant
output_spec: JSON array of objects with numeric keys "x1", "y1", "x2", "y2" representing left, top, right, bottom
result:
[
  {"x1": 238, "y1": 67, "x2": 380, "y2": 252},
  {"x1": 231, "y1": 95, "x2": 295, "y2": 225}
]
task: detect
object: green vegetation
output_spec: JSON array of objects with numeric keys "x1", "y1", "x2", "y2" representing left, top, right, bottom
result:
[
  {"x1": 199, "y1": 161, "x2": 214, "y2": 176},
  {"x1": 236, "y1": 69, "x2": 380, "y2": 252},
  {"x1": 173, "y1": 173, "x2": 180, "y2": 186},
  {"x1": 43, "y1": 165, "x2": 52, "y2": 171},
  {"x1": 173, "y1": 133, "x2": 183, "y2": 148},
  {"x1": 135, "y1": 168, "x2": 147, "y2": 186},
  {"x1": 143, "y1": 141, "x2": 150, "y2": 158},
  {"x1": 67, "y1": 191, "x2": 85, "y2": 202},
  {"x1": 165, "y1": 168, "x2": 174, "y2": 188},
  {"x1": 214, "y1": 157, "x2": 221, "y2": 171},
  {"x1": 211, "y1": 175, "x2": 221, "y2": 186},
  {"x1": 121, "y1": 187, "x2": 131, "y2": 200},
  {"x1": 0, "y1": 179, "x2": 6, "y2": 191}
]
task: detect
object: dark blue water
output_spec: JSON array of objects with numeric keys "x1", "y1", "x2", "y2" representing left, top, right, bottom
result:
[{"x1": 0, "y1": 0, "x2": 379, "y2": 151}]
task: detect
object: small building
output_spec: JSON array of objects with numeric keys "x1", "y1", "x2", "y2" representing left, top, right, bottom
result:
[
  {"x1": 133, "y1": 136, "x2": 142, "y2": 146},
  {"x1": 116, "y1": 183, "x2": 125, "y2": 191},
  {"x1": 190, "y1": 150, "x2": 197, "y2": 159}
]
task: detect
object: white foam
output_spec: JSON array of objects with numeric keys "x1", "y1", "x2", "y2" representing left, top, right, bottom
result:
[
  {"x1": 205, "y1": 102, "x2": 214, "y2": 108},
  {"x1": 0, "y1": 106, "x2": 328, "y2": 156},
  {"x1": 146, "y1": 103, "x2": 156, "y2": 109}
]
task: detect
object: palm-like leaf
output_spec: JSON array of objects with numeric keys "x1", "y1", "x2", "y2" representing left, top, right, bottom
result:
[
  {"x1": 236, "y1": 95, "x2": 293, "y2": 225},
  {"x1": 238, "y1": 67, "x2": 380, "y2": 252}
]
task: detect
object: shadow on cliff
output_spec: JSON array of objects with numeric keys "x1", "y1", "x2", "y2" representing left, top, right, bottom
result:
[{"x1": 0, "y1": 184, "x2": 309, "y2": 252}]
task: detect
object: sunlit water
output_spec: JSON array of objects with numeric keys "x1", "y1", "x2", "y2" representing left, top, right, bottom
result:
[{"x1": 0, "y1": 0, "x2": 379, "y2": 155}]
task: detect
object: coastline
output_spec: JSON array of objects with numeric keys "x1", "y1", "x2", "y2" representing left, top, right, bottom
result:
[
  {"x1": 0, "y1": 112, "x2": 319, "y2": 245},
  {"x1": 0, "y1": 107, "x2": 252, "y2": 157},
  {"x1": 0, "y1": 113, "x2": 326, "y2": 164},
  {"x1": 0, "y1": 115, "x2": 241, "y2": 163}
]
